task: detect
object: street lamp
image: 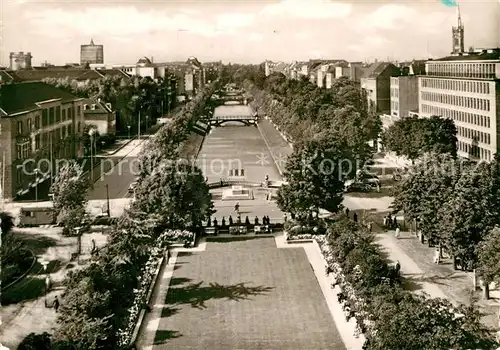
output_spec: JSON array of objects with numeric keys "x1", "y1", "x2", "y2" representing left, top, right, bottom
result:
[
  {"x1": 39, "y1": 258, "x2": 49, "y2": 307},
  {"x1": 127, "y1": 125, "x2": 131, "y2": 139},
  {"x1": 88, "y1": 129, "x2": 97, "y2": 183},
  {"x1": 34, "y1": 168, "x2": 39, "y2": 206},
  {"x1": 74, "y1": 226, "x2": 82, "y2": 257}
]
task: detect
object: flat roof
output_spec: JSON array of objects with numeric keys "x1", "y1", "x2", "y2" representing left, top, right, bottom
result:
[{"x1": 213, "y1": 105, "x2": 254, "y2": 118}]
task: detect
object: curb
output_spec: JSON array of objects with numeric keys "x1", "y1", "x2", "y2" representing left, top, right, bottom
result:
[{"x1": 130, "y1": 253, "x2": 167, "y2": 346}]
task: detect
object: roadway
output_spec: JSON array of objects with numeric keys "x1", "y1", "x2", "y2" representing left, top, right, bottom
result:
[{"x1": 87, "y1": 138, "x2": 146, "y2": 200}]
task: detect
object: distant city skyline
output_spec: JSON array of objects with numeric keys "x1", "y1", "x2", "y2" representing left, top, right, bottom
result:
[{"x1": 2, "y1": 0, "x2": 500, "y2": 66}]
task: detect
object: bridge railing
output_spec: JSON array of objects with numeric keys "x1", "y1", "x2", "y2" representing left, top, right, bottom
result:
[
  {"x1": 207, "y1": 179, "x2": 284, "y2": 188},
  {"x1": 211, "y1": 115, "x2": 258, "y2": 121}
]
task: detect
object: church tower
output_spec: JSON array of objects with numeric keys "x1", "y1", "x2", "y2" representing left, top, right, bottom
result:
[{"x1": 451, "y1": 5, "x2": 464, "y2": 55}]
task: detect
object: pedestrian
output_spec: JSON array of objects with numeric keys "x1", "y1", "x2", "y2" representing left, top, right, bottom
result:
[
  {"x1": 387, "y1": 213, "x2": 392, "y2": 228},
  {"x1": 213, "y1": 218, "x2": 218, "y2": 227},
  {"x1": 237, "y1": 215, "x2": 242, "y2": 224},
  {"x1": 53, "y1": 296, "x2": 60, "y2": 312},
  {"x1": 245, "y1": 216, "x2": 250, "y2": 225},
  {"x1": 395, "y1": 225, "x2": 400, "y2": 238},
  {"x1": 395, "y1": 261, "x2": 401, "y2": 275},
  {"x1": 353, "y1": 213, "x2": 358, "y2": 223},
  {"x1": 254, "y1": 216, "x2": 259, "y2": 225},
  {"x1": 433, "y1": 248, "x2": 440, "y2": 264},
  {"x1": 383, "y1": 216, "x2": 388, "y2": 227},
  {"x1": 266, "y1": 216, "x2": 270, "y2": 225},
  {"x1": 207, "y1": 217, "x2": 211, "y2": 227},
  {"x1": 234, "y1": 203, "x2": 240, "y2": 214},
  {"x1": 345, "y1": 208, "x2": 350, "y2": 217},
  {"x1": 393, "y1": 216, "x2": 397, "y2": 228},
  {"x1": 221, "y1": 217, "x2": 226, "y2": 227},
  {"x1": 262, "y1": 216, "x2": 267, "y2": 225}
]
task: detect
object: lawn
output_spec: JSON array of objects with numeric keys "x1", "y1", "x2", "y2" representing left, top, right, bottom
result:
[{"x1": 154, "y1": 237, "x2": 345, "y2": 349}]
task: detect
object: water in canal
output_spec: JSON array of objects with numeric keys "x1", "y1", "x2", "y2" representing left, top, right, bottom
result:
[{"x1": 196, "y1": 105, "x2": 281, "y2": 184}]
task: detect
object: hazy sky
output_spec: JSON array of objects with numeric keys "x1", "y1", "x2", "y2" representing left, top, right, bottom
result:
[{"x1": 2, "y1": 0, "x2": 499, "y2": 66}]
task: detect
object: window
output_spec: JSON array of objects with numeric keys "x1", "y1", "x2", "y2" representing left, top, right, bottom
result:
[
  {"x1": 42, "y1": 109, "x2": 48, "y2": 126},
  {"x1": 49, "y1": 107, "x2": 55, "y2": 124},
  {"x1": 77, "y1": 106, "x2": 81, "y2": 117},
  {"x1": 17, "y1": 145, "x2": 22, "y2": 159},
  {"x1": 27, "y1": 119, "x2": 32, "y2": 132},
  {"x1": 34, "y1": 115, "x2": 40, "y2": 129},
  {"x1": 62, "y1": 109, "x2": 66, "y2": 121},
  {"x1": 77, "y1": 122, "x2": 81, "y2": 133},
  {"x1": 84, "y1": 104, "x2": 88, "y2": 110},
  {"x1": 91, "y1": 104, "x2": 96, "y2": 110},
  {"x1": 17, "y1": 121, "x2": 23, "y2": 134},
  {"x1": 56, "y1": 106, "x2": 61, "y2": 123},
  {"x1": 35, "y1": 134, "x2": 41, "y2": 150}
]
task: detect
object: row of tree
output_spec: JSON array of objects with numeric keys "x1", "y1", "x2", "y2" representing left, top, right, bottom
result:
[
  {"x1": 18, "y1": 84, "x2": 216, "y2": 349},
  {"x1": 324, "y1": 215, "x2": 497, "y2": 349},
  {"x1": 42, "y1": 74, "x2": 178, "y2": 136},
  {"x1": 392, "y1": 152, "x2": 500, "y2": 297},
  {"x1": 241, "y1": 71, "x2": 381, "y2": 215}
]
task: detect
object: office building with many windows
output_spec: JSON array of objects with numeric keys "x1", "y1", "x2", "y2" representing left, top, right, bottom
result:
[
  {"x1": 419, "y1": 50, "x2": 500, "y2": 161},
  {"x1": 0, "y1": 82, "x2": 84, "y2": 201}
]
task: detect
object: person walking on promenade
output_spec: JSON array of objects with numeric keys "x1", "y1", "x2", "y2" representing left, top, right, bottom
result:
[
  {"x1": 234, "y1": 203, "x2": 240, "y2": 215},
  {"x1": 395, "y1": 261, "x2": 401, "y2": 276},
  {"x1": 353, "y1": 213, "x2": 358, "y2": 223},
  {"x1": 395, "y1": 225, "x2": 401, "y2": 238},
  {"x1": 53, "y1": 296, "x2": 60, "y2": 312},
  {"x1": 345, "y1": 208, "x2": 350, "y2": 217},
  {"x1": 229, "y1": 216, "x2": 233, "y2": 226},
  {"x1": 433, "y1": 248, "x2": 440, "y2": 264}
]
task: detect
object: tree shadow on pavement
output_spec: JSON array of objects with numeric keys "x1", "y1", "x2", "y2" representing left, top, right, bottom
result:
[
  {"x1": 165, "y1": 281, "x2": 274, "y2": 309},
  {"x1": 1, "y1": 276, "x2": 46, "y2": 305},
  {"x1": 401, "y1": 272, "x2": 464, "y2": 292},
  {"x1": 153, "y1": 330, "x2": 182, "y2": 345},
  {"x1": 16, "y1": 233, "x2": 58, "y2": 255}
]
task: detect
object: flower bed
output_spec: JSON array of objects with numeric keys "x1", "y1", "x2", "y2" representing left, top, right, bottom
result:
[
  {"x1": 117, "y1": 247, "x2": 163, "y2": 347},
  {"x1": 158, "y1": 229, "x2": 195, "y2": 246}
]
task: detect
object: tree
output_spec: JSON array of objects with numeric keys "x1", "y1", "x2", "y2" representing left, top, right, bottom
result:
[
  {"x1": 366, "y1": 294, "x2": 497, "y2": 350},
  {"x1": 477, "y1": 227, "x2": 500, "y2": 298},
  {"x1": 134, "y1": 162, "x2": 214, "y2": 234},
  {"x1": 277, "y1": 133, "x2": 352, "y2": 215},
  {"x1": 391, "y1": 153, "x2": 465, "y2": 246},
  {"x1": 18, "y1": 332, "x2": 52, "y2": 350},
  {"x1": 382, "y1": 116, "x2": 457, "y2": 163}
]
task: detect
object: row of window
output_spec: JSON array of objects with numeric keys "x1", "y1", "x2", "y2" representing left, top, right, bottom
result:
[
  {"x1": 390, "y1": 87, "x2": 399, "y2": 98},
  {"x1": 421, "y1": 92, "x2": 491, "y2": 111},
  {"x1": 18, "y1": 123, "x2": 80, "y2": 160},
  {"x1": 391, "y1": 101, "x2": 400, "y2": 113},
  {"x1": 427, "y1": 62, "x2": 496, "y2": 79},
  {"x1": 17, "y1": 106, "x2": 81, "y2": 135},
  {"x1": 458, "y1": 141, "x2": 492, "y2": 161},
  {"x1": 421, "y1": 104, "x2": 491, "y2": 128},
  {"x1": 457, "y1": 126, "x2": 491, "y2": 145},
  {"x1": 421, "y1": 78, "x2": 491, "y2": 94}
]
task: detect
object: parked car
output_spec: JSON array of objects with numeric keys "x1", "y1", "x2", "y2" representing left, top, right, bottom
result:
[{"x1": 345, "y1": 182, "x2": 372, "y2": 193}]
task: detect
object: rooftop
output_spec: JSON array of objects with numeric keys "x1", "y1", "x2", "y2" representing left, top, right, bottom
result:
[
  {"x1": 431, "y1": 49, "x2": 500, "y2": 61},
  {"x1": 0, "y1": 82, "x2": 79, "y2": 115}
]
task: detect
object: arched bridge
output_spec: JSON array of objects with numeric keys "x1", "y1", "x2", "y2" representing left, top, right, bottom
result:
[{"x1": 209, "y1": 114, "x2": 259, "y2": 127}]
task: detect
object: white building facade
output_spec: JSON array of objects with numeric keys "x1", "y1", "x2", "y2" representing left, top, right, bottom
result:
[{"x1": 418, "y1": 53, "x2": 500, "y2": 162}]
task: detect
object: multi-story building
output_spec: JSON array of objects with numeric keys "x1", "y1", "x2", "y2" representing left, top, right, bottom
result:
[
  {"x1": 80, "y1": 39, "x2": 104, "y2": 65},
  {"x1": 9, "y1": 52, "x2": 33, "y2": 71},
  {"x1": 82, "y1": 97, "x2": 116, "y2": 137},
  {"x1": 361, "y1": 62, "x2": 401, "y2": 114},
  {"x1": 0, "y1": 82, "x2": 85, "y2": 201},
  {"x1": 419, "y1": 49, "x2": 500, "y2": 162},
  {"x1": 390, "y1": 74, "x2": 420, "y2": 119}
]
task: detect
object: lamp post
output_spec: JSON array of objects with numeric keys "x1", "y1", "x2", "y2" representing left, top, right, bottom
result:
[
  {"x1": 88, "y1": 129, "x2": 96, "y2": 183},
  {"x1": 127, "y1": 125, "x2": 131, "y2": 139},
  {"x1": 34, "y1": 168, "x2": 39, "y2": 206},
  {"x1": 39, "y1": 258, "x2": 49, "y2": 307}
]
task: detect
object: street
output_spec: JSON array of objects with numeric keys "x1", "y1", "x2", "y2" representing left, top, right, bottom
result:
[{"x1": 87, "y1": 139, "x2": 146, "y2": 200}]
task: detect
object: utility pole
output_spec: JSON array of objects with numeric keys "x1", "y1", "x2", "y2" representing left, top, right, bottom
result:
[{"x1": 106, "y1": 184, "x2": 111, "y2": 217}]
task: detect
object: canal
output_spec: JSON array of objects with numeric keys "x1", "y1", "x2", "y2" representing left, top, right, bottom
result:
[{"x1": 196, "y1": 104, "x2": 281, "y2": 184}]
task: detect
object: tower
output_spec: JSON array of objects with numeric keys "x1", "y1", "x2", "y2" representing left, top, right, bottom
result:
[
  {"x1": 451, "y1": 5, "x2": 464, "y2": 55},
  {"x1": 9, "y1": 52, "x2": 32, "y2": 70}
]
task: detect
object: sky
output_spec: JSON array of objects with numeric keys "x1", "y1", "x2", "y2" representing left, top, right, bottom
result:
[{"x1": 2, "y1": 0, "x2": 499, "y2": 66}]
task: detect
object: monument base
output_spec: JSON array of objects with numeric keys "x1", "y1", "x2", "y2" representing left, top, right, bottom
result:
[{"x1": 222, "y1": 185, "x2": 253, "y2": 201}]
